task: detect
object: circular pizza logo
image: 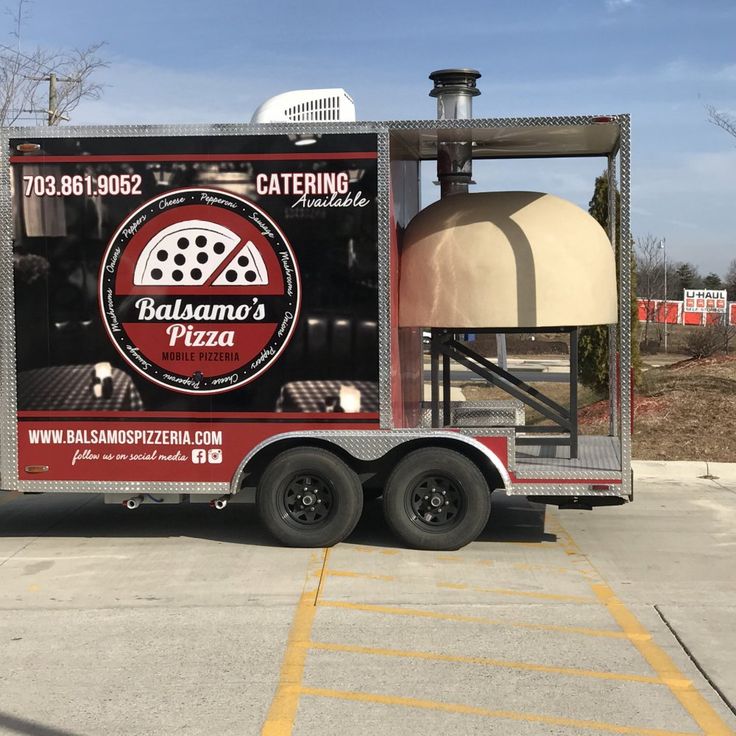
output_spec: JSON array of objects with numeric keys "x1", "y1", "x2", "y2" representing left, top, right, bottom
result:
[{"x1": 99, "y1": 188, "x2": 301, "y2": 395}]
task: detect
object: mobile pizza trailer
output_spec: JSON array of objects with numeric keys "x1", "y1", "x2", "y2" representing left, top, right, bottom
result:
[{"x1": 0, "y1": 69, "x2": 633, "y2": 550}]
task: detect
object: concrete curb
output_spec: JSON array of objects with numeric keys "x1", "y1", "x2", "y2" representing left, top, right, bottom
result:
[{"x1": 633, "y1": 460, "x2": 736, "y2": 487}]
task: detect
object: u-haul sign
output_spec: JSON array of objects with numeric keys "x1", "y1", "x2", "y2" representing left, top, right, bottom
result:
[{"x1": 683, "y1": 289, "x2": 727, "y2": 313}]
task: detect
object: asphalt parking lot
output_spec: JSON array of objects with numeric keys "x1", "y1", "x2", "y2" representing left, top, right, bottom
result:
[{"x1": 1, "y1": 463, "x2": 734, "y2": 736}]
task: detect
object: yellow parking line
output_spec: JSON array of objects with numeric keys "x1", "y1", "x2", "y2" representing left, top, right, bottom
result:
[
  {"x1": 300, "y1": 687, "x2": 698, "y2": 736},
  {"x1": 434, "y1": 553, "x2": 472, "y2": 563},
  {"x1": 339, "y1": 545, "x2": 399, "y2": 556},
  {"x1": 513, "y1": 561, "x2": 597, "y2": 577},
  {"x1": 318, "y1": 599, "x2": 637, "y2": 640},
  {"x1": 594, "y1": 583, "x2": 734, "y2": 736},
  {"x1": 261, "y1": 550, "x2": 327, "y2": 736},
  {"x1": 309, "y1": 641, "x2": 666, "y2": 686},
  {"x1": 553, "y1": 516, "x2": 736, "y2": 736},
  {"x1": 324, "y1": 569, "x2": 395, "y2": 582}
]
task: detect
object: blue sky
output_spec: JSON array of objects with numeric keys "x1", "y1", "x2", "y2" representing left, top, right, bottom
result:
[{"x1": 5, "y1": 0, "x2": 736, "y2": 276}]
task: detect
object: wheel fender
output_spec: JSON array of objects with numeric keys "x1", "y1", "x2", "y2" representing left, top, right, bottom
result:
[{"x1": 230, "y1": 430, "x2": 511, "y2": 494}]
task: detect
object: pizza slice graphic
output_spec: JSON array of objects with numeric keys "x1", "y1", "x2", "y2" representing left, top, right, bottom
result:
[
  {"x1": 212, "y1": 240, "x2": 268, "y2": 286},
  {"x1": 133, "y1": 220, "x2": 241, "y2": 286}
]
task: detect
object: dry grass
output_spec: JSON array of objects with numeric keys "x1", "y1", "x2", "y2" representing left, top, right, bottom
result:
[
  {"x1": 632, "y1": 356, "x2": 736, "y2": 461},
  {"x1": 461, "y1": 381, "x2": 601, "y2": 426}
]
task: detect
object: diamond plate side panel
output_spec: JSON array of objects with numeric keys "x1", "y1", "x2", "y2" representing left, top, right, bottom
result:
[{"x1": 0, "y1": 129, "x2": 18, "y2": 490}]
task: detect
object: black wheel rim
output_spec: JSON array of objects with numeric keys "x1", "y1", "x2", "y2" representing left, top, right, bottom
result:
[
  {"x1": 280, "y1": 473, "x2": 335, "y2": 528},
  {"x1": 406, "y1": 474, "x2": 465, "y2": 532}
]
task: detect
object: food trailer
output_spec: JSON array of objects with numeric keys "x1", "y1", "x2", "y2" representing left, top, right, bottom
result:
[{"x1": 0, "y1": 69, "x2": 633, "y2": 550}]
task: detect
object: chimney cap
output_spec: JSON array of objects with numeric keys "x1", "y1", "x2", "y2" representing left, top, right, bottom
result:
[{"x1": 429, "y1": 68, "x2": 481, "y2": 97}]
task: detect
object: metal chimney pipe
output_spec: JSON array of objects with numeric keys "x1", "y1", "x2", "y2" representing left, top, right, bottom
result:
[{"x1": 429, "y1": 68, "x2": 481, "y2": 197}]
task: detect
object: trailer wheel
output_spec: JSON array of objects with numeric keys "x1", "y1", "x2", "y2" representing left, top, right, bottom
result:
[
  {"x1": 383, "y1": 448, "x2": 490, "y2": 550},
  {"x1": 257, "y1": 447, "x2": 363, "y2": 547}
]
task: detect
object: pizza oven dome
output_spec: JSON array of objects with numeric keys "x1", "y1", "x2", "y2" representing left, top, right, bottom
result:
[{"x1": 399, "y1": 191, "x2": 618, "y2": 328}]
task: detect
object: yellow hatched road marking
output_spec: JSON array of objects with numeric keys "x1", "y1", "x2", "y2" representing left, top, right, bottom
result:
[
  {"x1": 309, "y1": 640, "x2": 667, "y2": 685},
  {"x1": 300, "y1": 687, "x2": 699, "y2": 736},
  {"x1": 318, "y1": 599, "x2": 638, "y2": 640},
  {"x1": 261, "y1": 549, "x2": 328, "y2": 736},
  {"x1": 553, "y1": 516, "x2": 736, "y2": 736},
  {"x1": 323, "y1": 566, "x2": 595, "y2": 603},
  {"x1": 436, "y1": 580, "x2": 595, "y2": 603}
]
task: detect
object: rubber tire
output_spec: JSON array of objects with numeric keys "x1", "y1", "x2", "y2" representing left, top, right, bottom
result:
[
  {"x1": 257, "y1": 447, "x2": 363, "y2": 547},
  {"x1": 383, "y1": 448, "x2": 491, "y2": 550}
]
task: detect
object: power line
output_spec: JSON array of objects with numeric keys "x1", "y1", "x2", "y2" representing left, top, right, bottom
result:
[{"x1": 0, "y1": 41, "x2": 59, "y2": 76}]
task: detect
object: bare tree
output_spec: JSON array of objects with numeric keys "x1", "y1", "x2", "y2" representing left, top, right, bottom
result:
[
  {"x1": 683, "y1": 313, "x2": 736, "y2": 358},
  {"x1": 635, "y1": 233, "x2": 666, "y2": 346},
  {"x1": 0, "y1": 0, "x2": 106, "y2": 126},
  {"x1": 725, "y1": 258, "x2": 736, "y2": 300},
  {"x1": 707, "y1": 105, "x2": 736, "y2": 141}
]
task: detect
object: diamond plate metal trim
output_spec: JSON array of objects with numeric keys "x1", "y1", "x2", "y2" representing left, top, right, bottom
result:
[
  {"x1": 385, "y1": 115, "x2": 626, "y2": 131},
  {"x1": 418, "y1": 400, "x2": 525, "y2": 428},
  {"x1": 377, "y1": 130, "x2": 392, "y2": 429},
  {"x1": 607, "y1": 153, "x2": 619, "y2": 437},
  {"x1": 618, "y1": 116, "x2": 633, "y2": 498},
  {"x1": 16, "y1": 480, "x2": 230, "y2": 494},
  {"x1": 230, "y1": 429, "x2": 513, "y2": 494},
  {"x1": 7, "y1": 115, "x2": 626, "y2": 143},
  {"x1": 7, "y1": 121, "x2": 384, "y2": 139},
  {"x1": 0, "y1": 129, "x2": 18, "y2": 489},
  {"x1": 514, "y1": 436, "x2": 620, "y2": 479},
  {"x1": 514, "y1": 471, "x2": 624, "y2": 481},
  {"x1": 507, "y1": 484, "x2": 627, "y2": 497}
]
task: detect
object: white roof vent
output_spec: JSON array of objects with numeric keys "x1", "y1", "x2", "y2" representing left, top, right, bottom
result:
[{"x1": 250, "y1": 88, "x2": 356, "y2": 123}]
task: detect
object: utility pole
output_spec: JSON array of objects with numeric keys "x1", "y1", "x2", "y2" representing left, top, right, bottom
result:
[
  {"x1": 660, "y1": 238, "x2": 667, "y2": 353},
  {"x1": 48, "y1": 72, "x2": 57, "y2": 125},
  {"x1": 25, "y1": 72, "x2": 72, "y2": 125}
]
